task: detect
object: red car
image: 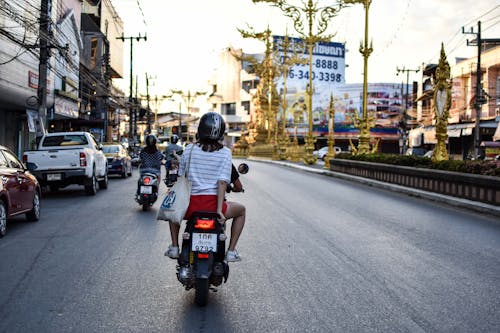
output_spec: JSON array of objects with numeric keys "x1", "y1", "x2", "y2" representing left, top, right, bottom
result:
[{"x1": 0, "y1": 145, "x2": 41, "y2": 237}]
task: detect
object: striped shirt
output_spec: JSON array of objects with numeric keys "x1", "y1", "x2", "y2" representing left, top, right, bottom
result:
[{"x1": 179, "y1": 144, "x2": 232, "y2": 195}]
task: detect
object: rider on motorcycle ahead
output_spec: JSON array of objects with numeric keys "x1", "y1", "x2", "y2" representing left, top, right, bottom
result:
[
  {"x1": 164, "y1": 134, "x2": 183, "y2": 180},
  {"x1": 165, "y1": 112, "x2": 246, "y2": 262},
  {"x1": 138, "y1": 134, "x2": 164, "y2": 178}
]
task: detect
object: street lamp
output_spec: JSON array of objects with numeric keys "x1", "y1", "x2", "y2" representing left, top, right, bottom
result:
[
  {"x1": 170, "y1": 90, "x2": 206, "y2": 142},
  {"x1": 344, "y1": 0, "x2": 373, "y2": 154},
  {"x1": 253, "y1": 0, "x2": 344, "y2": 165}
]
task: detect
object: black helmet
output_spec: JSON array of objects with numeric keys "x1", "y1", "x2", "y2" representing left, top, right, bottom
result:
[
  {"x1": 198, "y1": 112, "x2": 225, "y2": 141},
  {"x1": 171, "y1": 134, "x2": 179, "y2": 144},
  {"x1": 145, "y1": 134, "x2": 157, "y2": 147}
]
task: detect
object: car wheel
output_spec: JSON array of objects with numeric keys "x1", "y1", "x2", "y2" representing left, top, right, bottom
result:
[
  {"x1": 0, "y1": 200, "x2": 7, "y2": 237},
  {"x1": 98, "y1": 172, "x2": 109, "y2": 189},
  {"x1": 85, "y1": 171, "x2": 98, "y2": 196},
  {"x1": 26, "y1": 191, "x2": 41, "y2": 222}
]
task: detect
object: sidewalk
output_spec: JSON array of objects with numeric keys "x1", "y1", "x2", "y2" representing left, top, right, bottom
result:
[{"x1": 247, "y1": 157, "x2": 500, "y2": 219}]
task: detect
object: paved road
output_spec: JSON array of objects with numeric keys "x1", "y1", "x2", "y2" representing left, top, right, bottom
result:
[{"x1": 0, "y1": 160, "x2": 499, "y2": 332}]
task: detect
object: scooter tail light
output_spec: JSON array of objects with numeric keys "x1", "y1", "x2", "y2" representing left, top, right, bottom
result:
[
  {"x1": 143, "y1": 176, "x2": 151, "y2": 185},
  {"x1": 198, "y1": 253, "x2": 209, "y2": 259},
  {"x1": 194, "y1": 218, "x2": 216, "y2": 230}
]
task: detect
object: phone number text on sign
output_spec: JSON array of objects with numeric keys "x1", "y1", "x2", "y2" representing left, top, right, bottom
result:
[{"x1": 274, "y1": 36, "x2": 346, "y2": 87}]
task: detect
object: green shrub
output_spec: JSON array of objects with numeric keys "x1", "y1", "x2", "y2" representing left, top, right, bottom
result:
[{"x1": 336, "y1": 153, "x2": 499, "y2": 176}]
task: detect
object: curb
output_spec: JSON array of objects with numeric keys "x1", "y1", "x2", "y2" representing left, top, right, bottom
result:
[{"x1": 247, "y1": 157, "x2": 500, "y2": 218}]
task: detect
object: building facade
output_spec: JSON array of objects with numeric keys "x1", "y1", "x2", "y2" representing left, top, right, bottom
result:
[{"x1": 411, "y1": 45, "x2": 500, "y2": 159}]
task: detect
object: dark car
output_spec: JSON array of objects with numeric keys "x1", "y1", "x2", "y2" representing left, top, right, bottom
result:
[
  {"x1": 102, "y1": 143, "x2": 133, "y2": 178},
  {"x1": 0, "y1": 145, "x2": 41, "y2": 237}
]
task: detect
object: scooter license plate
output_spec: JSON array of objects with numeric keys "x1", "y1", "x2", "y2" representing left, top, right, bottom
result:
[
  {"x1": 140, "y1": 185, "x2": 153, "y2": 194},
  {"x1": 192, "y1": 233, "x2": 217, "y2": 252}
]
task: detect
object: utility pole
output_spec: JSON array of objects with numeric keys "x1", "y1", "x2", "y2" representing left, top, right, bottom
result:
[
  {"x1": 463, "y1": 21, "x2": 486, "y2": 158},
  {"x1": 117, "y1": 33, "x2": 147, "y2": 146},
  {"x1": 37, "y1": 0, "x2": 51, "y2": 138},
  {"x1": 396, "y1": 66, "x2": 419, "y2": 154},
  {"x1": 145, "y1": 73, "x2": 151, "y2": 134}
]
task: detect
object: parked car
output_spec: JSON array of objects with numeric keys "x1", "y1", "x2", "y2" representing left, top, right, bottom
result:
[
  {"x1": 405, "y1": 147, "x2": 427, "y2": 156},
  {"x1": 22, "y1": 131, "x2": 108, "y2": 195},
  {"x1": 0, "y1": 145, "x2": 41, "y2": 237},
  {"x1": 313, "y1": 146, "x2": 342, "y2": 161},
  {"x1": 102, "y1": 143, "x2": 133, "y2": 178}
]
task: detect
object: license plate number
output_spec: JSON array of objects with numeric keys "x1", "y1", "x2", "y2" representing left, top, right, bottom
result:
[
  {"x1": 47, "y1": 173, "x2": 61, "y2": 181},
  {"x1": 192, "y1": 233, "x2": 217, "y2": 252},
  {"x1": 140, "y1": 185, "x2": 153, "y2": 194}
]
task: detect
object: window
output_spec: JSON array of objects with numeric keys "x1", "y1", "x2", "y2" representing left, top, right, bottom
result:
[
  {"x1": 90, "y1": 38, "x2": 98, "y2": 68},
  {"x1": 497, "y1": 76, "x2": 500, "y2": 106},
  {"x1": 0, "y1": 151, "x2": 8, "y2": 168},
  {"x1": 3, "y1": 150, "x2": 23, "y2": 169},
  {"x1": 241, "y1": 101, "x2": 250, "y2": 114},
  {"x1": 42, "y1": 135, "x2": 89, "y2": 147},
  {"x1": 221, "y1": 103, "x2": 236, "y2": 115}
]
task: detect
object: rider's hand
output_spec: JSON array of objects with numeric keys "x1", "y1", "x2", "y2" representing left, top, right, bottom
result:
[{"x1": 217, "y1": 212, "x2": 226, "y2": 224}]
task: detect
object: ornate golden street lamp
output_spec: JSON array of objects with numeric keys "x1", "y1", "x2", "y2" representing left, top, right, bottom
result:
[
  {"x1": 432, "y1": 43, "x2": 452, "y2": 162},
  {"x1": 253, "y1": 0, "x2": 344, "y2": 164},
  {"x1": 324, "y1": 94, "x2": 336, "y2": 169},
  {"x1": 344, "y1": 0, "x2": 373, "y2": 154},
  {"x1": 236, "y1": 26, "x2": 281, "y2": 149},
  {"x1": 275, "y1": 33, "x2": 308, "y2": 160}
]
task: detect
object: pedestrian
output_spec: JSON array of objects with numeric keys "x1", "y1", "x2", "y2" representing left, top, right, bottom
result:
[{"x1": 164, "y1": 112, "x2": 246, "y2": 262}]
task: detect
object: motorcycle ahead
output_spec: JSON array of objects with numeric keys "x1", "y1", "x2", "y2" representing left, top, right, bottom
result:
[
  {"x1": 136, "y1": 170, "x2": 159, "y2": 211},
  {"x1": 175, "y1": 162, "x2": 248, "y2": 306},
  {"x1": 164, "y1": 150, "x2": 183, "y2": 188}
]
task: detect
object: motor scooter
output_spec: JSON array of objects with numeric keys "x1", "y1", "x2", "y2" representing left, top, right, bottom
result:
[
  {"x1": 175, "y1": 163, "x2": 248, "y2": 306},
  {"x1": 164, "y1": 150, "x2": 183, "y2": 187},
  {"x1": 136, "y1": 168, "x2": 160, "y2": 211}
]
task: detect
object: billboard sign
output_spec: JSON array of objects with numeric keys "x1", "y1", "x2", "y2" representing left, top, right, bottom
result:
[{"x1": 273, "y1": 36, "x2": 345, "y2": 132}]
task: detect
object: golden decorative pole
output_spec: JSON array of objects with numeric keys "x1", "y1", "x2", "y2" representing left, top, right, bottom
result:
[
  {"x1": 344, "y1": 0, "x2": 373, "y2": 154},
  {"x1": 324, "y1": 94, "x2": 336, "y2": 169},
  {"x1": 253, "y1": 0, "x2": 344, "y2": 164},
  {"x1": 235, "y1": 26, "x2": 280, "y2": 147},
  {"x1": 275, "y1": 32, "x2": 308, "y2": 160},
  {"x1": 432, "y1": 43, "x2": 451, "y2": 162}
]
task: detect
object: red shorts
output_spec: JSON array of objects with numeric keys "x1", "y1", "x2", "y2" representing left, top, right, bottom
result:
[{"x1": 184, "y1": 195, "x2": 227, "y2": 220}]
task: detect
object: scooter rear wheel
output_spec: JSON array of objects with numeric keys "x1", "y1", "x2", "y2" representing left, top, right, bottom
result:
[
  {"x1": 142, "y1": 204, "x2": 149, "y2": 211},
  {"x1": 195, "y1": 278, "x2": 209, "y2": 306}
]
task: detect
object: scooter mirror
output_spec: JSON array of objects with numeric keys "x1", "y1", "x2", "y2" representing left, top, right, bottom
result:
[{"x1": 237, "y1": 163, "x2": 249, "y2": 174}]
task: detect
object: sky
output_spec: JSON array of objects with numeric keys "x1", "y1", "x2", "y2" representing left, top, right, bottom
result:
[{"x1": 113, "y1": 0, "x2": 500, "y2": 97}]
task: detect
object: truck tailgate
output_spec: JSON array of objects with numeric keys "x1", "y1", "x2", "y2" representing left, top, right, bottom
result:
[{"x1": 25, "y1": 149, "x2": 83, "y2": 170}]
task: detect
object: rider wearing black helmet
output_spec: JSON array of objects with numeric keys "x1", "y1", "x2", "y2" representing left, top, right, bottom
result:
[
  {"x1": 139, "y1": 134, "x2": 164, "y2": 177},
  {"x1": 165, "y1": 112, "x2": 246, "y2": 262}
]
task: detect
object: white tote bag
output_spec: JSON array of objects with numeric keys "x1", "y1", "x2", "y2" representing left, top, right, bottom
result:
[{"x1": 157, "y1": 147, "x2": 193, "y2": 224}]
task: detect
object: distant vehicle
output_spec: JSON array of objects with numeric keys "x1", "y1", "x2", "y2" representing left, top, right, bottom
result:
[
  {"x1": 313, "y1": 146, "x2": 342, "y2": 161},
  {"x1": 423, "y1": 150, "x2": 434, "y2": 158},
  {"x1": 102, "y1": 143, "x2": 133, "y2": 178},
  {"x1": 22, "y1": 131, "x2": 108, "y2": 195},
  {"x1": 0, "y1": 145, "x2": 41, "y2": 237},
  {"x1": 405, "y1": 147, "x2": 427, "y2": 156}
]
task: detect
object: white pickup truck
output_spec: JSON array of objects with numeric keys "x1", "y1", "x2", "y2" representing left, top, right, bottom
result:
[{"x1": 23, "y1": 131, "x2": 108, "y2": 195}]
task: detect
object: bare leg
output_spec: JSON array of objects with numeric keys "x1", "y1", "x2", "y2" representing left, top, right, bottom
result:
[
  {"x1": 169, "y1": 222, "x2": 180, "y2": 247},
  {"x1": 224, "y1": 201, "x2": 245, "y2": 251}
]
